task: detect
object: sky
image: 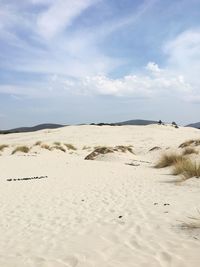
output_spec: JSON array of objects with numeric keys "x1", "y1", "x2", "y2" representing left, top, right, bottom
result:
[{"x1": 0, "y1": 0, "x2": 200, "y2": 129}]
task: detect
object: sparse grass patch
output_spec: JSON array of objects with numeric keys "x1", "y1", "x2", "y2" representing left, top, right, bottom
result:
[
  {"x1": 179, "y1": 140, "x2": 195, "y2": 148},
  {"x1": 179, "y1": 139, "x2": 200, "y2": 148},
  {"x1": 149, "y1": 146, "x2": 161, "y2": 152},
  {"x1": 114, "y1": 145, "x2": 134, "y2": 154},
  {"x1": 85, "y1": 145, "x2": 134, "y2": 160},
  {"x1": 0, "y1": 144, "x2": 9, "y2": 151},
  {"x1": 34, "y1": 141, "x2": 42, "y2": 146},
  {"x1": 182, "y1": 147, "x2": 198, "y2": 155},
  {"x1": 54, "y1": 141, "x2": 61, "y2": 146},
  {"x1": 12, "y1": 146, "x2": 30, "y2": 154},
  {"x1": 155, "y1": 153, "x2": 185, "y2": 168},
  {"x1": 82, "y1": 145, "x2": 91, "y2": 150},
  {"x1": 40, "y1": 144, "x2": 51, "y2": 150},
  {"x1": 52, "y1": 145, "x2": 66, "y2": 152},
  {"x1": 85, "y1": 146, "x2": 114, "y2": 160},
  {"x1": 64, "y1": 143, "x2": 77, "y2": 150},
  {"x1": 172, "y1": 159, "x2": 200, "y2": 180},
  {"x1": 171, "y1": 158, "x2": 190, "y2": 176}
]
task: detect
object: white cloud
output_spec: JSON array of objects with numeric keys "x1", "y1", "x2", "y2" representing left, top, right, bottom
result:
[
  {"x1": 146, "y1": 62, "x2": 161, "y2": 74},
  {"x1": 63, "y1": 62, "x2": 192, "y2": 97},
  {"x1": 164, "y1": 29, "x2": 200, "y2": 101}
]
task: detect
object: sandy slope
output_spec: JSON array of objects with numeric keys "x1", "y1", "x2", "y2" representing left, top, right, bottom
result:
[{"x1": 0, "y1": 124, "x2": 200, "y2": 267}]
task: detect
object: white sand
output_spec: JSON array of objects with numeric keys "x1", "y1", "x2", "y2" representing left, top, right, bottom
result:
[{"x1": 0, "y1": 124, "x2": 200, "y2": 266}]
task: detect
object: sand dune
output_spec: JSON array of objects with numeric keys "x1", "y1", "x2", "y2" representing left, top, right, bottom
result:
[{"x1": 0, "y1": 124, "x2": 200, "y2": 266}]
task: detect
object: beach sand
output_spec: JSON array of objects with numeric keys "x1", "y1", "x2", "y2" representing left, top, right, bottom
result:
[{"x1": 0, "y1": 124, "x2": 200, "y2": 266}]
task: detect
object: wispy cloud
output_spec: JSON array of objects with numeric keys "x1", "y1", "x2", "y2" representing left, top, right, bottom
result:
[
  {"x1": 164, "y1": 28, "x2": 200, "y2": 101},
  {"x1": 36, "y1": 0, "x2": 99, "y2": 39}
]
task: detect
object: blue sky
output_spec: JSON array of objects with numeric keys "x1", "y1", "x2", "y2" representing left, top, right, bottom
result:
[{"x1": 0, "y1": 0, "x2": 200, "y2": 128}]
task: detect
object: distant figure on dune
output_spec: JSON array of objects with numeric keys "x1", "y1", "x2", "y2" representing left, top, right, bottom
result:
[
  {"x1": 172, "y1": 121, "x2": 179, "y2": 128},
  {"x1": 158, "y1": 120, "x2": 164, "y2": 125}
]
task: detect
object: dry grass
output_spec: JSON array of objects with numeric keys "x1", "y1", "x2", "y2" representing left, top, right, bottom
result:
[
  {"x1": 64, "y1": 143, "x2": 77, "y2": 150},
  {"x1": 182, "y1": 147, "x2": 198, "y2": 155},
  {"x1": 85, "y1": 145, "x2": 134, "y2": 160},
  {"x1": 12, "y1": 146, "x2": 30, "y2": 154},
  {"x1": 34, "y1": 141, "x2": 42, "y2": 146},
  {"x1": 149, "y1": 146, "x2": 161, "y2": 152},
  {"x1": 52, "y1": 145, "x2": 66, "y2": 152},
  {"x1": 114, "y1": 145, "x2": 134, "y2": 154},
  {"x1": 179, "y1": 139, "x2": 200, "y2": 148},
  {"x1": 85, "y1": 146, "x2": 114, "y2": 160},
  {"x1": 54, "y1": 141, "x2": 61, "y2": 146},
  {"x1": 82, "y1": 145, "x2": 91, "y2": 150},
  {"x1": 155, "y1": 153, "x2": 185, "y2": 168},
  {"x1": 0, "y1": 144, "x2": 9, "y2": 151},
  {"x1": 40, "y1": 144, "x2": 51, "y2": 150},
  {"x1": 172, "y1": 159, "x2": 200, "y2": 180},
  {"x1": 179, "y1": 140, "x2": 195, "y2": 148}
]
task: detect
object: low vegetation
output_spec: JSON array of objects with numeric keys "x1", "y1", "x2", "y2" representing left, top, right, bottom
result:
[
  {"x1": 12, "y1": 146, "x2": 30, "y2": 154},
  {"x1": 40, "y1": 144, "x2": 51, "y2": 150},
  {"x1": 155, "y1": 150, "x2": 200, "y2": 181},
  {"x1": 179, "y1": 139, "x2": 200, "y2": 148},
  {"x1": 172, "y1": 159, "x2": 200, "y2": 180},
  {"x1": 54, "y1": 141, "x2": 61, "y2": 146},
  {"x1": 51, "y1": 145, "x2": 66, "y2": 152},
  {"x1": 85, "y1": 146, "x2": 114, "y2": 160},
  {"x1": 182, "y1": 147, "x2": 198, "y2": 155},
  {"x1": 149, "y1": 146, "x2": 161, "y2": 152},
  {"x1": 155, "y1": 153, "x2": 184, "y2": 168},
  {"x1": 34, "y1": 141, "x2": 42, "y2": 146},
  {"x1": 114, "y1": 145, "x2": 134, "y2": 154},
  {"x1": 64, "y1": 143, "x2": 77, "y2": 150},
  {"x1": 0, "y1": 144, "x2": 9, "y2": 152},
  {"x1": 82, "y1": 145, "x2": 91, "y2": 150},
  {"x1": 85, "y1": 145, "x2": 134, "y2": 160}
]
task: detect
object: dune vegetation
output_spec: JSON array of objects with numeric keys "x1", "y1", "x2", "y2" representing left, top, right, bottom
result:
[
  {"x1": 155, "y1": 153, "x2": 185, "y2": 168},
  {"x1": 12, "y1": 146, "x2": 30, "y2": 154},
  {"x1": 0, "y1": 144, "x2": 9, "y2": 152}
]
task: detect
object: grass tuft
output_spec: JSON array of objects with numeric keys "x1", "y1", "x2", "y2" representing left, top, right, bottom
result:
[
  {"x1": 0, "y1": 144, "x2": 9, "y2": 151},
  {"x1": 12, "y1": 146, "x2": 30, "y2": 154},
  {"x1": 172, "y1": 159, "x2": 200, "y2": 180},
  {"x1": 149, "y1": 146, "x2": 161, "y2": 152},
  {"x1": 155, "y1": 153, "x2": 184, "y2": 168},
  {"x1": 85, "y1": 145, "x2": 134, "y2": 160},
  {"x1": 34, "y1": 141, "x2": 42, "y2": 146},
  {"x1": 179, "y1": 139, "x2": 200, "y2": 148},
  {"x1": 114, "y1": 145, "x2": 134, "y2": 154},
  {"x1": 182, "y1": 147, "x2": 198, "y2": 155},
  {"x1": 82, "y1": 145, "x2": 91, "y2": 150},
  {"x1": 64, "y1": 144, "x2": 77, "y2": 150},
  {"x1": 40, "y1": 144, "x2": 51, "y2": 150},
  {"x1": 52, "y1": 145, "x2": 66, "y2": 152},
  {"x1": 85, "y1": 146, "x2": 114, "y2": 160},
  {"x1": 54, "y1": 141, "x2": 61, "y2": 146}
]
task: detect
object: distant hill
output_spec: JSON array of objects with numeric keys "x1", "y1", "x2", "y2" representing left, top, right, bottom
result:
[
  {"x1": 0, "y1": 123, "x2": 65, "y2": 134},
  {"x1": 116, "y1": 119, "x2": 158, "y2": 126},
  {"x1": 185, "y1": 122, "x2": 200, "y2": 129},
  {"x1": 0, "y1": 119, "x2": 160, "y2": 134},
  {"x1": 90, "y1": 119, "x2": 158, "y2": 126}
]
